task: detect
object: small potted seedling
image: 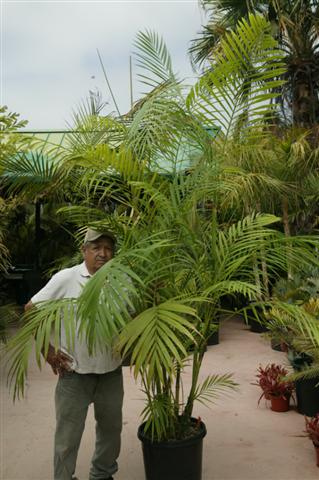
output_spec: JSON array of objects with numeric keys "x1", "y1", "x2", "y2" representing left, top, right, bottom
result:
[
  {"x1": 305, "y1": 414, "x2": 319, "y2": 467},
  {"x1": 255, "y1": 363, "x2": 295, "y2": 412}
]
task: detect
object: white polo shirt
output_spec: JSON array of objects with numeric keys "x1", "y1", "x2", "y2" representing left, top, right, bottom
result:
[{"x1": 31, "y1": 262, "x2": 121, "y2": 374}]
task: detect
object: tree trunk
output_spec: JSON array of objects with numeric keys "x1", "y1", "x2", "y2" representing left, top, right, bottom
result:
[{"x1": 282, "y1": 196, "x2": 292, "y2": 279}]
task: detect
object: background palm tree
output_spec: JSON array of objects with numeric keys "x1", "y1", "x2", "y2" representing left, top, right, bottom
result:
[{"x1": 190, "y1": 0, "x2": 319, "y2": 130}]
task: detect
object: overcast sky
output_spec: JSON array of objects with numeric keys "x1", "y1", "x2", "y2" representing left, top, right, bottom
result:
[{"x1": 1, "y1": 0, "x2": 204, "y2": 130}]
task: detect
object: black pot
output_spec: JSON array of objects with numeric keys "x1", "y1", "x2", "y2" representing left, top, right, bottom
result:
[
  {"x1": 245, "y1": 305, "x2": 268, "y2": 333},
  {"x1": 206, "y1": 318, "x2": 220, "y2": 346},
  {"x1": 270, "y1": 338, "x2": 282, "y2": 351},
  {"x1": 137, "y1": 419, "x2": 207, "y2": 480},
  {"x1": 295, "y1": 377, "x2": 319, "y2": 417},
  {"x1": 249, "y1": 317, "x2": 268, "y2": 333},
  {"x1": 207, "y1": 329, "x2": 219, "y2": 346}
]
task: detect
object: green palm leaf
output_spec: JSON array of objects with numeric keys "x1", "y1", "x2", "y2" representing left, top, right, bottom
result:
[
  {"x1": 187, "y1": 14, "x2": 286, "y2": 142},
  {"x1": 76, "y1": 259, "x2": 139, "y2": 352},
  {"x1": 192, "y1": 373, "x2": 238, "y2": 407},
  {"x1": 1, "y1": 150, "x2": 64, "y2": 200},
  {"x1": 3, "y1": 298, "x2": 76, "y2": 400},
  {"x1": 116, "y1": 300, "x2": 200, "y2": 382},
  {"x1": 133, "y1": 30, "x2": 177, "y2": 88}
]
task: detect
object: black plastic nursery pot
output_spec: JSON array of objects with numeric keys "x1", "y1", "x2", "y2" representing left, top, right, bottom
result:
[
  {"x1": 249, "y1": 317, "x2": 268, "y2": 333},
  {"x1": 295, "y1": 377, "x2": 319, "y2": 417},
  {"x1": 206, "y1": 317, "x2": 220, "y2": 346},
  {"x1": 270, "y1": 338, "x2": 283, "y2": 351},
  {"x1": 207, "y1": 328, "x2": 219, "y2": 346},
  {"x1": 3, "y1": 265, "x2": 44, "y2": 305},
  {"x1": 137, "y1": 420, "x2": 207, "y2": 480},
  {"x1": 245, "y1": 305, "x2": 269, "y2": 333}
]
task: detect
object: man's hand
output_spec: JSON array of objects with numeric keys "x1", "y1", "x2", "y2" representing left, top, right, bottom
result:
[
  {"x1": 45, "y1": 344, "x2": 73, "y2": 376},
  {"x1": 25, "y1": 302, "x2": 74, "y2": 376}
]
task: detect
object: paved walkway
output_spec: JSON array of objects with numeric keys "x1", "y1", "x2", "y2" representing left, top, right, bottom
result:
[{"x1": 1, "y1": 317, "x2": 318, "y2": 480}]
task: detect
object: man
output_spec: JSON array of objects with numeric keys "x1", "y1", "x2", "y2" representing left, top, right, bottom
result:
[{"x1": 25, "y1": 228, "x2": 123, "y2": 480}]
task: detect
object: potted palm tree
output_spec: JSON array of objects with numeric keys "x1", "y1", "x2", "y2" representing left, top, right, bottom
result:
[{"x1": 4, "y1": 16, "x2": 319, "y2": 480}]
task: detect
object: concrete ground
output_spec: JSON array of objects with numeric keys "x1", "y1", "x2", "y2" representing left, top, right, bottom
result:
[{"x1": 1, "y1": 316, "x2": 318, "y2": 480}]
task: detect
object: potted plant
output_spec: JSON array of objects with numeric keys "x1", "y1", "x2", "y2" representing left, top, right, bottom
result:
[
  {"x1": 255, "y1": 363, "x2": 295, "y2": 412},
  {"x1": 290, "y1": 297, "x2": 319, "y2": 417},
  {"x1": 305, "y1": 414, "x2": 319, "y2": 467},
  {"x1": 269, "y1": 296, "x2": 319, "y2": 417},
  {"x1": 290, "y1": 353, "x2": 319, "y2": 417}
]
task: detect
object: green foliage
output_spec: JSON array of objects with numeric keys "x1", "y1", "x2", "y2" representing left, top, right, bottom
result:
[
  {"x1": 187, "y1": 14, "x2": 286, "y2": 142},
  {"x1": 190, "y1": 0, "x2": 319, "y2": 128},
  {"x1": 1, "y1": 151, "x2": 64, "y2": 200},
  {"x1": 0, "y1": 197, "x2": 11, "y2": 273},
  {"x1": 0, "y1": 106, "x2": 29, "y2": 165},
  {"x1": 4, "y1": 298, "x2": 77, "y2": 399},
  {"x1": 0, "y1": 304, "x2": 20, "y2": 343},
  {"x1": 267, "y1": 301, "x2": 319, "y2": 381},
  {"x1": 0, "y1": 107, "x2": 31, "y2": 272},
  {"x1": 133, "y1": 30, "x2": 177, "y2": 88}
]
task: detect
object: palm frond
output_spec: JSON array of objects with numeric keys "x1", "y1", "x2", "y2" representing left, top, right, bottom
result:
[
  {"x1": 77, "y1": 257, "x2": 140, "y2": 352},
  {"x1": 116, "y1": 300, "x2": 200, "y2": 382},
  {"x1": 0, "y1": 235, "x2": 10, "y2": 272},
  {"x1": 270, "y1": 302, "x2": 319, "y2": 349},
  {"x1": 1, "y1": 150, "x2": 64, "y2": 200},
  {"x1": 3, "y1": 298, "x2": 77, "y2": 400},
  {"x1": 140, "y1": 392, "x2": 176, "y2": 441},
  {"x1": 187, "y1": 14, "x2": 286, "y2": 142},
  {"x1": 0, "y1": 304, "x2": 20, "y2": 342},
  {"x1": 125, "y1": 83, "x2": 185, "y2": 164},
  {"x1": 133, "y1": 30, "x2": 178, "y2": 89},
  {"x1": 190, "y1": 373, "x2": 238, "y2": 407}
]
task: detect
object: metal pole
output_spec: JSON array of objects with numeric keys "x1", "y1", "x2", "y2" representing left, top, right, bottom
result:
[
  {"x1": 35, "y1": 200, "x2": 41, "y2": 269},
  {"x1": 129, "y1": 55, "x2": 134, "y2": 109},
  {"x1": 96, "y1": 48, "x2": 121, "y2": 118}
]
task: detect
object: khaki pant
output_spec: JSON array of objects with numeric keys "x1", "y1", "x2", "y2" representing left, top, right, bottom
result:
[{"x1": 54, "y1": 368, "x2": 124, "y2": 480}]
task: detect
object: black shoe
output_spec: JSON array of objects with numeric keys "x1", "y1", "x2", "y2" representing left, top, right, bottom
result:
[{"x1": 89, "y1": 476, "x2": 113, "y2": 480}]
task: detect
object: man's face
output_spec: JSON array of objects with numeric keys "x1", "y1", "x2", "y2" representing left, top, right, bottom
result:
[{"x1": 82, "y1": 236, "x2": 114, "y2": 275}]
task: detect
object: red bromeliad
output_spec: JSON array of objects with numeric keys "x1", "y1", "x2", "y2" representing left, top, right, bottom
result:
[
  {"x1": 254, "y1": 363, "x2": 295, "y2": 403},
  {"x1": 305, "y1": 414, "x2": 319, "y2": 447}
]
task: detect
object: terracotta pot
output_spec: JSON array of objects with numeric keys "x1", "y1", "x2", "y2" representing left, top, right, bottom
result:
[{"x1": 270, "y1": 395, "x2": 290, "y2": 412}]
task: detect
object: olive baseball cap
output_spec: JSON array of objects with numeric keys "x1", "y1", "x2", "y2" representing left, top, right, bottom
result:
[{"x1": 84, "y1": 228, "x2": 116, "y2": 244}]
